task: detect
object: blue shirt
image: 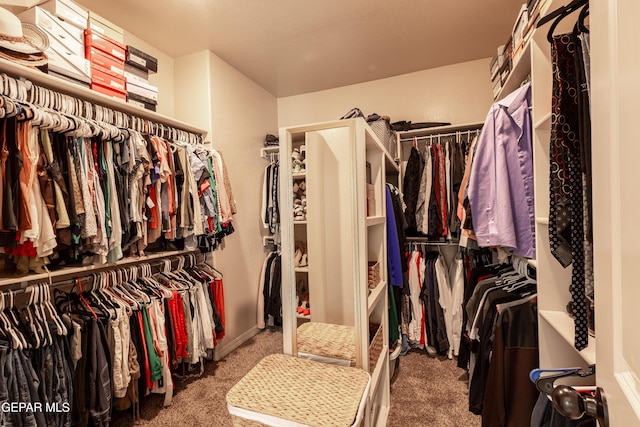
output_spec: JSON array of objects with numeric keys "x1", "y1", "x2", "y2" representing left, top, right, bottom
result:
[
  {"x1": 385, "y1": 186, "x2": 404, "y2": 286},
  {"x1": 467, "y1": 82, "x2": 535, "y2": 258}
]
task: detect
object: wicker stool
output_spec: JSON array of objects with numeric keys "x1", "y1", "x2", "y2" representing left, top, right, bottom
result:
[
  {"x1": 297, "y1": 322, "x2": 357, "y2": 367},
  {"x1": 226, "y1": 354, "x2": 370, "y2": 427}
]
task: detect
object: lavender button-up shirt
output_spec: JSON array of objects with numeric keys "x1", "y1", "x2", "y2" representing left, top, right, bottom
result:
[{"x1": 467, "y1": 82, "x2": 535, "y2": 258}]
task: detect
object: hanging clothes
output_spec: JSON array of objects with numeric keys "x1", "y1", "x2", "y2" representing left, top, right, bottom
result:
[
  {"x1": 402, "y1": 244, "x2": 467, "y2": 359},
  {"x1": 468, "y1": 82, "x2": 535, "y2": 259},
  {"x1": 403, "y1": 146, "x2": 424, "y2": 235},
  {"x1": 0, "y1": 120, "x2": 237, "y2": 273}
]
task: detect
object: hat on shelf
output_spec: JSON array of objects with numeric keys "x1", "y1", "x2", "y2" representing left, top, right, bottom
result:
[{"x1": 0, "y1": 7, "x2": 48, "y2": 66}]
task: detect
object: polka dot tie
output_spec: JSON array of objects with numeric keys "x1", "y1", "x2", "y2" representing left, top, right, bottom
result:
[{"x1": 550, "y1": 34, "x2": 588, "y2": 351}]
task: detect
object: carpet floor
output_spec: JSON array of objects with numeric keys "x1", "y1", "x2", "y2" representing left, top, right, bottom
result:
[{"x1": 111, "y1": 329, "x2": 480, "y2": 427}]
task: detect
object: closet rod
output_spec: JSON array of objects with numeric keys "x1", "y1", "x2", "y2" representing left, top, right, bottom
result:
[
  {"x1": 405, "y1": 238, "x2": 460, "y2": 245},
  {"x1": 0, "y1": 57, "x2": 207, "y2": 140},
  {"x1": 0, "y1": 251, "x2": 206, "y2": 295},
  {"x1": 399, "y1": 129, "x2": 481, "y2": 144},
  {"x1": 0, "y1": 252, "x2": 204, "y2": 294},
  {"x1": 0, "y1": 250, "x2": 203, "y2": 289}
]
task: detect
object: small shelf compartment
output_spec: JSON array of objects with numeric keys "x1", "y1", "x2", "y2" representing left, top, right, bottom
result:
[{"x1": 539, "y1": 309, "x2": 596, "y2": 365}]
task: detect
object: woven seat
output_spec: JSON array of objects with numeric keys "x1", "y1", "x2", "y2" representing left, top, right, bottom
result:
[
  {"x1": 297, "y1": 322, "x2": 357, "y2": 367},
  {"x1": 226, "y1": 354, "x2": 370, "y2": 427}
]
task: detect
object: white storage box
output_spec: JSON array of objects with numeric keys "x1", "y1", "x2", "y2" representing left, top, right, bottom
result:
[
  {"x1": 19, "y1": 7, "x2": 84, "y2": 56},
  {"x1": 88, "y1": 11, "x2": 124, "y2": 44},
  {"x1": 126, "y1": 78, "x2": 158, "y2": 102},
  {"x1": 39, "y1": 0, "x2": 88, "y2": 31}
]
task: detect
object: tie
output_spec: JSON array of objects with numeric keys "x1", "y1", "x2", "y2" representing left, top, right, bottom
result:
[{"x1": 550, "y1": 33, "x2": 588, "y2": 351}]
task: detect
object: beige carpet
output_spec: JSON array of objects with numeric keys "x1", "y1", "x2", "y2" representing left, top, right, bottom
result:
[{"x1": 111, "y1": 329, "x2": 480, "y2": 427}]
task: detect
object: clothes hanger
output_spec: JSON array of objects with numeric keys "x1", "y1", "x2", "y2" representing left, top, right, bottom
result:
[
  {"x1": 36, "y1": 284, "x2": 53, "y2": 347},
  {"x1": 537, "y1": 0, "x2": 588, "y2": 30},
  {"x1": 543, "y1": 0, "x2": 588, "y2": 43},
  {"x1": 109, "y1": 270, "x2": 139, "y2": 311},
  {"x1": 42, "y1": 281, "x2": 67, "y2": 336},
  {"x1": 575, "y1": 4, "x2": 589, "y2": 34},
  {"x1": 0, "y1": 292, "x2": 23, "y2": 349},
  {"x1": 5, "y1": 290, "x2": 29, "y2": 349},
  {"x1": 75, "y1": 278, "x2": 99, "y2": 320},
  {"x1": 24, "y1": 285, "x2": 43, "y2": 348}
]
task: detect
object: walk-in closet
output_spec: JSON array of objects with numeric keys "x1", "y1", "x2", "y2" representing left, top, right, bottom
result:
[{"x1": 0, "y1": 0, "x2": 634, "y2": 426}]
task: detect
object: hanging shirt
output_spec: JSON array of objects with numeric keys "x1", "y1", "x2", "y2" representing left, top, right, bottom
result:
[{"x1": 468, "y1": 82, "x2": 535, "y2": 258}]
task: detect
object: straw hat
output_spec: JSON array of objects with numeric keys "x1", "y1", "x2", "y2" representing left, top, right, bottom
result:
[{"x1": 0, "y1": 7, "x2": 48, "y2": 66}]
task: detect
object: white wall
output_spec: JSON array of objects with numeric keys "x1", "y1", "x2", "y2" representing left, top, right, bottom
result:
[
  {"x1": 123, "y1": 31, "x2": 176, "y2": 118},
  {"x1": 174, "y1": 50, "x2": 279, "y2": 360},
  {"x1": 173, "y1": 51, "x2": 214, "y2": 137},
  {"x1": 277, "y1": 58, "x2": 493, "y2": 128}
]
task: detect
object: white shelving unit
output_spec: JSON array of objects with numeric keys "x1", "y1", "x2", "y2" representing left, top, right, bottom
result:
[
  {"x1": 279, "y1": 118, "x2": 396, "y2": 427},
  {"x1": 0, "y1": 57, "x2": 205, "y2": 136},
  {"x1": 505, "y1": 0, "x2": 598, "y2": 371},
  {"x1": 0, "y1": 57, "x2": 209, "y2": 288}
]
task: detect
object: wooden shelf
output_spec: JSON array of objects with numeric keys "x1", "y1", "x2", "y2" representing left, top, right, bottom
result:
[
  {"x1": 397, "y1": 122, "x2": 484, "y2": 142},
  {"x1": 0, "y1": 57, "x2": 206, "y2": 136},
  {"x1": 497, "y1": 40, "x2": 532, "y2": 101},
  {"x1": 368, "y1": 281, "x2": 386, "y2": 315},
  {"x1": 369, "y1": 343, "x2": 389, "y2": 399},
  {"x1": 366, "y1": 216, "x2": 385, "y2": 227},
  {"x1": 294, "y1": 266, "x2": 309, "y2": 273},
  {"x1": 260, "y1": 146, "x2": 279, "y2": 158},
  {"x1": 539, "y1": 309, "x2": 596, "y2": 365},
  {"x1": 535, "y1": 112, "x2": 552, "y2": 129},
  {"x1": 292, "y1": 172, "x2": 307, "y2": 179},
  {"x1": 293, "y1": 220, "x2": 307, "y2": 225},
  {"x1": 0, "y1": 249, "x2": 200, "y2": 288},
  {"x1": 536, "y1": 216, "x2": 550, "y2": 225}
]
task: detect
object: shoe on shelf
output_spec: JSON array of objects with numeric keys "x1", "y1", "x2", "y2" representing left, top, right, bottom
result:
[
  {"x1": 299, "y1": 254, "x2": 308, "y2": 267},
  {"x1": 303, "y1": 302, "x2": 310, "y2": 317},
  {"x1": 298, "y1": 301, "x2": 307, "y2": 315},
  {"x1": 294, "y1": 249, "x2": 303, "y2": 267}
]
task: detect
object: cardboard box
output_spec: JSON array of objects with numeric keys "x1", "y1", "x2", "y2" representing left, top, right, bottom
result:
[
  {"x1": 19, "y1": 7, "x2": 84, "y2": 56},
  {"x1": 91, "y1": 65, "x2": 126, "y2": 92},
  {"x1": 39, "y1": 0, "x2": 88, "y2": 31},
  {"x1": 47, "y1": 46, "x2": 91, "y2": 83},
  {"x1": 126, "y1": 78, "x2": 158, "y2": 102},
  {"x1": 124, "y1": 63, "x2": 149, "y2": 82},
  {"x1": 90, "y1": 81, "x2": 126, "y2": 101},
  {"x1": 85, "y1": 47, "x2": 124, "y2": 76},
  {"x1": 126, "y1": 45, "x2": 158, "y2": 73},
  {"x1": 48, "y1": 69, "x2": 90, "y2": 87},
  {"x1": 88, "y1": 11, "x2": 124, "y2": 43},
  {"x1": 84, "y1": 29, "x2": 125, "y2": 61},
  {"x1": 127, "y1": 92, "x2": 157, "y2": 111}
]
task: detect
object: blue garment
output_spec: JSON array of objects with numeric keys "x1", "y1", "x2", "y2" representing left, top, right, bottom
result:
[
  {"x1": 385, "y1": 187, "x2": 403, "y2": 286},
  {"x1": 468, "y1": 82, "x2": 535, "y2": 258}
]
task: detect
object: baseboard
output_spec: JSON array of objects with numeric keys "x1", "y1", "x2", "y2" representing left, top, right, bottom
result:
[{"x1": 214, "y1": 326, "x2": 261, "y2": 361}]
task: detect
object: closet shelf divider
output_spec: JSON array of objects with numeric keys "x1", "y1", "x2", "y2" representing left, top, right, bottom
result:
[{"x1": 367, "y1": 280, "x2": 386, "y2": 315}]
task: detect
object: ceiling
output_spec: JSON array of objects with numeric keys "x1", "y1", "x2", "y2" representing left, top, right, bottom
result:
[{"x1": 73, "y1": 0, "x2": 525, "y2": 97}]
